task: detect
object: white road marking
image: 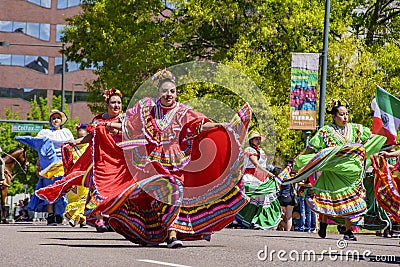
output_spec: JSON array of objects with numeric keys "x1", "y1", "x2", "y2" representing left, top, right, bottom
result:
[{"x1": 136, "y1": 259, "x2": 193, "y2": 267}]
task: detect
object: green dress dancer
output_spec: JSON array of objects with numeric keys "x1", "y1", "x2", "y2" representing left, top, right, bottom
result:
[
  {"x1": 236, "y1": 132, "x2": 281, "y2": 230},
  {"x1": 278, "y1": 99, "x2": 386, "y2": 240},
  {"x1": 299, "y1": 123, "x2": 385, "y2": 218}
]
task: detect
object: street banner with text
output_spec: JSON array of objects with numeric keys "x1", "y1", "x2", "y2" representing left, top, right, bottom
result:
[{"x1": 289, "y1": 53, "x2": 319, "y2": 130}]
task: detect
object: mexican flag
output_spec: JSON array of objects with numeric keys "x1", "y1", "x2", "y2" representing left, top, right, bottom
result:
[{"x1": 371, "y1": 86, "x2": 400, "y2": 145}]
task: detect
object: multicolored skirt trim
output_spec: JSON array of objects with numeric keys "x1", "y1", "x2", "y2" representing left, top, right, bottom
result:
[
  {"x1": 277, "y1": 146, "x2": 342, "y2": 185},
  {"x1": 169, "y1": 184, "x2": 248, "y2": 240},
  {"x1": 371, "y1": 154, "x2": 400, "y2": 223},
  {"x1": 305, "y1": 179, "x2": 367, "y2": 217},
  {"x1": 106, "y1": 175, "x2": 183, "y2": 244}
]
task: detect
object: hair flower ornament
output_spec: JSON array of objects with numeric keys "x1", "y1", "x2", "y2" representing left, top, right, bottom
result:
[
  {"x1": 102, "y1": 88, "x2": 122, "y2": 102},
  {"x1": 75, "y1": 123, "x2": 88, "y2": 131},
  {"x1": 325, "y1": 99, "x2": 350, "y2": 114},
  {"x1": 150, "y1": 68, "x2": 176, "y2": 88}
]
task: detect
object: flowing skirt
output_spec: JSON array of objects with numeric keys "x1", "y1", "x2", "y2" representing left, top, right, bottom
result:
[
  {"x1": 36, "y1": 103, "x2": 251, "y2": 244},
  {"x1": 236, "y1": 177, "x2": 281, "y2": 230},
  {"x1": 15, "y1": 136, "x2": 67, "y2": 215},
  {"x1": 278, "y1": 135, "x2": 386, "y2": 219},
  {"x1": 362, "y1": 172, "x2": 391, "y2": 230},
  {"x1": 64, "y1": 185, "x2": 89, "y2": 225},
  {"x1": 27, "y1": 174, "x2": 67, "y2": 215},
  {"x1": 370, "y1": 154, "x2": 400, "y2": 223}
]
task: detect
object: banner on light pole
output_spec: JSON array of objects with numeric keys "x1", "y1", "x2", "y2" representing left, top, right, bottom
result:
[{"x1": 289, "y1": 53, "x2": 319, "y2": 130}]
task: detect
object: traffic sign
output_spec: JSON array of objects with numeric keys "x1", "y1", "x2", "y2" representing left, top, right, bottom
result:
[{"x1": 11, "y1": 124, "x2": 43, "y2": 133}]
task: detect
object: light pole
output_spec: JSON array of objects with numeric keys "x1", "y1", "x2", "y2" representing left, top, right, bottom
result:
[
  {"x1": 318, "y1": 0, "x2": 330, "y2": 129},
  {"x1": 23, "y1": 184, "x2": 27, "y2": 199},
  {"x1": 0, "y1": 41, "x2": 66, "y2": 113},
  {"x1": 61, "y1": 43, "x2": 66, "y2": 113},
  {"x1": 71, "y1": 83, "x2": 83, "y2": 119}
]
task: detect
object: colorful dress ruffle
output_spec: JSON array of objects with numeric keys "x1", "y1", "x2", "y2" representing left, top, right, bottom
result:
[
  {"x1": 370, "y1": 154, "x2": 400, "y2": 223},
  {"x1": 62, "y1": 143, "x2": 89, "y2": 226},
  {"x1": 36, "y1": 102, "x2": 251, "y2": 244},
  {"x1": 278, "y1": 123, "x2": 386, "y2": 221},
  {"x1": 38, "y1": 124, "x2": 183, "y2": 244},
  {"x1": 16, "y1": 127, "x2": 74, "y2": 215},
  {"x1": 235, "y1": 147, "x2": 281, "y2": 229},
  {"x1": 117, "y1": 98, "x2": 251, "y2": 242}
]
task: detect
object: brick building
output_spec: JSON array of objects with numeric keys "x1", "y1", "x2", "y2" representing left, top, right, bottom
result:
[{"x1": 0, "y1": 0, "x2": 97, "y2": 124}]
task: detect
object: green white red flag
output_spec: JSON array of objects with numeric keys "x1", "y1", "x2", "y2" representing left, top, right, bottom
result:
[{"x1": 371, "y1": 86, "x2": 400, "y2": 145}]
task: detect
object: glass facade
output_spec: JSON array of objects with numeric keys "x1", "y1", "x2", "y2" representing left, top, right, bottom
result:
[
  {"x1": 57, "y1": 0, "x2": 81, "y2": 9},
  {"x1": 0, "y1": 88, "x2": 48, "y2": 101},
  {"x1": 56, "y1": 24, "x2": 65, "y2": 42},
  {"x1": 55, "y1": 57, "x2": 100, "y2": 73},
  {"x1": 0, "y1": 53, "x2": 99, "y2": 74},
  {"x1": 0, "y1": 54, "x2": 49, "y2": 74},
  {"x1": 0, "y1": 87, "x2": 88, "y2": 104},
  {"x1": 0, "y1": 21, "x2": 50, "y2": 41},
  {"x1": 54, "y1": 90, "x2": 88, "y2": 103},
  {"x1": 1, "y1": 0, "x2": 93, "y2": 122},
  {"x1": 26, "y1": 0, "x2": 51, "y2": 8}
]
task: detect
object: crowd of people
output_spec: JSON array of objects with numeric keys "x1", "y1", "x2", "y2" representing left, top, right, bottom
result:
[{"x1": 11, "y1": 70, "x2": 400, "y2": 247}]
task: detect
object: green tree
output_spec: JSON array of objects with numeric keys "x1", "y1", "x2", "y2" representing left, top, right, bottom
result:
[{"x1": 351, "y1": 0, "x2": 400, "y2": 45}]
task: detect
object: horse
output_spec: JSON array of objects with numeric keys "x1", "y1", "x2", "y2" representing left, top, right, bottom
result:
[{"x1": 0, "y1": 147, "x2": 28, "y2": 223}]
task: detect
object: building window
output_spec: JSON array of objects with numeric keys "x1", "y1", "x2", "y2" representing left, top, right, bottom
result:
[
  {"x1": 56, "y1": 24, "x2": 65, "y2": 42},
  {"x1": 25, "y1": 55, "x2": 49, "y2": 73},
  {"x1": 27, "y1": 22, "x2": 40, "y2": 39},
  {"x1": 0, "y1": 54, "x2": 49, "y2": 74},
  {"x1": 0, "y1": 21, "x2": 12, "y2": 32},
  {"x1": 53, "y1": 90, "x2": 88, "y2": 103},
  {"x1": 0, "y1": 87, "x2": 48, "y2": 101},
  {"x1": 54, "y1": 57, "x2": 100, "y2": 73},
  {"x1": 57, "y1": 0, "x2": 81, "y2": 9},
  {"x1": 54, "y1": 57, "x2": 78, "y2": 73},
  {"x1": 12, "y1": 21, "x2": 26, "y2": 34},
  {"x1": 39, "y1": 23, "x2": 50, "y2": 41},
  {"x1": 27, "y1": 22, "x2": 50, "y2": 41},
  {"x1": 26, "y1": 0, "x2": 51, "y2": 8},
  {"x1": 0, "y1": 21, "x2": 50, "y2": 41},
  {"x1": 11, "y1": 55, "x2": 25, "y2": 67},
  {"x1": 0, "y1": 54, "x2": 11, "y2": 65},
  {"x1": 54, "y1": 57, "x2": 66, "y2": 74}
]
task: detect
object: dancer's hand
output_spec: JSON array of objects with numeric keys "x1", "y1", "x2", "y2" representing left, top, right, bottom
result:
[
  {"x1": 202, "y1": 122, "x2": 229, "y2": 131},
  {"x1": 217, "y1": 122, "x2": 229, "y2": 128},
  {"x1": 378, "y1": 151, "x2": 390, "y2": 158},
  {"x1": 67, "y1": 140, "x2": 79, "y2": 146},
  {"x1": 268, "y1": 172, "x2": 275, "y2": 179}
]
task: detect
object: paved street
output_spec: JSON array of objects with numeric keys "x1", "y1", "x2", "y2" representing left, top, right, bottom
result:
[{"x1": 0, "y1": 222, "x2": 399, "y2": 267}]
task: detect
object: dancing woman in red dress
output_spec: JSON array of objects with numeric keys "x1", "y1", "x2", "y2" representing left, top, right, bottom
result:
[{"x1": 37, "y1": 71, "x2": 252, "y2": 247}]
